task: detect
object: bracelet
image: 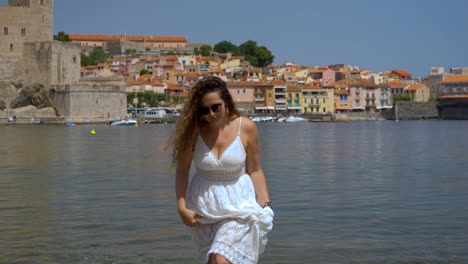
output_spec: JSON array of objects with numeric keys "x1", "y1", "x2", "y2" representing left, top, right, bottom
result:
[{"x1": 262, "y1": 201, "x2": 272, "y2": 209}]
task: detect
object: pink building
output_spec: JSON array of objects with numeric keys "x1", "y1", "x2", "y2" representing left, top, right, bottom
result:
[
  {"x1": 310, "y1": 68, "x2": 336, "y2": 86},
  {"x1": 226, "y1": 81, "x2": 256, "y2": 113}
]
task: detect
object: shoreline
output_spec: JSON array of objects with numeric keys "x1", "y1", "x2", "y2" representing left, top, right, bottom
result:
[{"x1": 0, "y1": 114, "x2": 443, "y2": 125}]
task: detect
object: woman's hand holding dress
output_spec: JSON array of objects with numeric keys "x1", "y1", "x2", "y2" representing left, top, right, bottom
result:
[{"x1": 178, "y1": 207, "x2": 200, "y2": 227}]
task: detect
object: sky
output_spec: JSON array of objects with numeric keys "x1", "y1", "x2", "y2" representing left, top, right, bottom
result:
[{"x1": 5, "y1": 0, "x2": 468, "y2": 78}]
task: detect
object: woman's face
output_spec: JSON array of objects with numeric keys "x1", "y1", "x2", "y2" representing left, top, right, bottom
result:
[{"x1": 198, "y1": 91, "x2": 225, "y2": 124}]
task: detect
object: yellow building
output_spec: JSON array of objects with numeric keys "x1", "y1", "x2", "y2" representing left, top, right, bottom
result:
[
  {"x1": 286, "y1": 85, "x2": 303, "y2": 114},
  {"x1": 254, "y1": 83, "x2": 275, "y2": 113},
  {"x1": 302, "y1": 85, "x2": 335, "y2": 113},
  {"x1": 404, "y1": 83, "x2": 431, "y2": 102}
]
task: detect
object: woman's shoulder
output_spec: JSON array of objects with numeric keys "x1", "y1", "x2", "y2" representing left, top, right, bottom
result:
[{"x1": 239, "y1": 116, "x2": 257, "y2": 133}]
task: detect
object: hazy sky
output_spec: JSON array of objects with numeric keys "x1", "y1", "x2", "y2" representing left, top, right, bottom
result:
[{"x1": 4, "y1": 0, "x2": 468, "y2": 77}]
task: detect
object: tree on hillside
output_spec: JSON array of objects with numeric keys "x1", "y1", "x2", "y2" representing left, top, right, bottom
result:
[
  {"x1": 81, "y1": 47, "x2": 112, "y2": 66},
  {"x1": 254, "y1": 45, "x2": 275, "y2": 67},
  {"x1": 194, "y1": 45, "x2": 213, "y2": 56},
  {"x1": 213, "y1": 41, "x2": 239, "y2": 55},
  {"x1": 54, "y1": 31, "x2": 71, "y2": 41},
  {"x1": 239, "y1": 40, "x2": 257, "y2": 59},
  {"x1": 212, "y1": 40, "x2": 275, "y2": 67}
]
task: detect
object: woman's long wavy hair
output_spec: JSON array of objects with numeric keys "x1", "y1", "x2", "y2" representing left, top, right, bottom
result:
[{"x1": 170, "y1": 77, "x2": 241, "y2": 166}]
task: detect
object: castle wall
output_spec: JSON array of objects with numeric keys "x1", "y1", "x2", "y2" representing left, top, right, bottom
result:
[
  {"x1": 53, "y1": 77, "x2": 127, "y2": 119},
  {"x1": 0, "y1": 56, "x2": 24, "y2": 80},
  {"x1": 0, "y1": 0, "x2": 53, "y2": 55},
  {"x1": 22, "y1": 41, "x2": 81, "y2": 85}
]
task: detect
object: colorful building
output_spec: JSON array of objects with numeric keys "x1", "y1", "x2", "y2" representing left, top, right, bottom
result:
[
  {"x1": 286, "y1": 85, "x2": 303, "y2": 114},
  {"x1": 302, "y1": 85, "x2": 334, "y2": 113}
]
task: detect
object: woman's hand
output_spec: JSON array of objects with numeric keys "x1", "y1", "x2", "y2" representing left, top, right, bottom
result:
[{"x1": 178, "y1": 207, "x2": 200, "y2": 227}]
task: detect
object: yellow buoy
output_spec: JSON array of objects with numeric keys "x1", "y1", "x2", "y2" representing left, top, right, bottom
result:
[{"x1": 90, "y1": 129, "x2": 96, "y2": 135}]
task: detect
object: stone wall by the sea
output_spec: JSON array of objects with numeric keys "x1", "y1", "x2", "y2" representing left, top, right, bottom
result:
[{"x1": 381, "y1": 101, "x2": 439, "y2": 120}]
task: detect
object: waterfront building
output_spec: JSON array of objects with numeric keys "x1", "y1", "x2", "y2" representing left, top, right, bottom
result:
[
  {"x1": 440, "y1": 75, "x2": 468, "y2": 95},
  {"x1": 333, "y1": 79, "x2": 355, "y2": 112},
  {"x1": 301, "y1": 85, "x2": 335, "y2": 113},
  {"x1": 377, "y1": 84, "x2": 393, "y2": 109},
  {"x1": 349, "y1": 80, "x2": 393, "y2": 111},
  {"x1": 403, "y1": 83, "x2": 431, "y2": 102},
  {"x1": 286, "y1": 85, "x2": 303, "y2": 114},
  {"x1": 254, "y1": 83, "x2": 275, "y2": 113},
  {"x1": 335, "y1": 89, "x2": 351, "y2": 112},
  {"x1": 273, "y1": 80, "x2": 287, "y2": 113},
  {"x1": 226, "y1": 81, "x2": 256, "y2": 113},
  {"x1": 388, "y1": 80, "x2": 406, "y2": 97}
]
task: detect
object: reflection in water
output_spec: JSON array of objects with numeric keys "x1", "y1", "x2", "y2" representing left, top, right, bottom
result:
[{"x1": 1, "y1": 121, "x2": 468, "y2": 263}]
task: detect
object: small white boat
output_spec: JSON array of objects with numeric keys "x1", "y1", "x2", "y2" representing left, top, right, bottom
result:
[
  {"x1": 285, "y1": 116, "x2": 307, "y2": 122},
  {"x1": 251, "y1": 116, "x2": 276, "y2": 122},
  {"x1": 111, "y1": 119, "x2": 138, "y2": 126}
]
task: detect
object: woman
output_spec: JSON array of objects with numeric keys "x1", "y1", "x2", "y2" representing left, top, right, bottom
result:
[{"x1": 171, "y1": 77, "x2": 274, "y2": 264}]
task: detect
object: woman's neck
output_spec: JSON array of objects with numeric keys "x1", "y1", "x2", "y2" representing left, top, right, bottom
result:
[{"x1": 203, "y1": 116, "x2": 231, "y2": 130}]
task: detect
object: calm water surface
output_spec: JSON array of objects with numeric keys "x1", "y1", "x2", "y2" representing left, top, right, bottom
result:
[{"x1": 1, "y1": 121, "x2": 468, "y2": 263}]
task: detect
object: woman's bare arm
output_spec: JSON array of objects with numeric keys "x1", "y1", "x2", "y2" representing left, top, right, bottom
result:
[{"x1": 244, "y1": 118, "x2": 271, "y2": 206}]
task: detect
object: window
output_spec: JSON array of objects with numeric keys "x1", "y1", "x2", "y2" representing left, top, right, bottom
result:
[
  {"x1": 21, "y1": 28, "x2": 26, "y2": 36},
  {"x1": 40, "y1": 0, "x2": 45, "y2": 5},
  {"x1": 73, "y1": 57, "x2": 77, "y2": 63},
  {"x1": 10, "y1": 44, "x2": 13, "y2": 52},
  {"x1": 4, "y1": 27, "x2": 8, "y2": 35}
]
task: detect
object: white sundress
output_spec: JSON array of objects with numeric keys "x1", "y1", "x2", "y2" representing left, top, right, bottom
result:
[{"x1": 186, "y1": 117, "x2": 274, "y2": 264}]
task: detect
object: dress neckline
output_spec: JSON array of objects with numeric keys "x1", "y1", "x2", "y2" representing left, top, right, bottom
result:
[{"x1": 199, "y1": 135, "x2": 240, "y2": 162}]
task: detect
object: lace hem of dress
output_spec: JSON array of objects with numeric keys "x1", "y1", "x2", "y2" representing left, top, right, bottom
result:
[{"x1": 208, "y1": 241, "x2": 256, "y2": 264}]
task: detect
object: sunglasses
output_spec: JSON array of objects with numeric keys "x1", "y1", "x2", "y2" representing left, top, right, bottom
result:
[{"x1": 198, "y1": 103, "x2": 223, "y2": 115}]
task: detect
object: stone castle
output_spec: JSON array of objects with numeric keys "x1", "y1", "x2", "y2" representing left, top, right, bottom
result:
[{"x1": 0, "y1": 0, "x2": 127, "y2": 122}]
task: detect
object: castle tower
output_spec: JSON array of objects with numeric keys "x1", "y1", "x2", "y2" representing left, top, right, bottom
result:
[{"x1": 0, "y1": 0, "x2": 54, "y2": 54}]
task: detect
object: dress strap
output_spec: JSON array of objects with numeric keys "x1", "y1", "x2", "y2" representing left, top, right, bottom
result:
[{"x1": 238, "y1": 116, "x2": 243, "y2": 136}]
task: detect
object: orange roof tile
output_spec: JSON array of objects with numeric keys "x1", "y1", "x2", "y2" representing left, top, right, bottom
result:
[
  {"x1": 302, "y1": 85, "x2": 323, "y2": 90},
  {"x1": 405, "y1": 83, "x2": 423, "y2": 91},
  {"x1": 226, "y1": 81, "x2": 259, "y2": 87},
  {"x1": 272, "y1": 80, "x2": 286, "y2": 85},
  {"x1": 438, "y1": 95, "x2": 468, "y2": 99},
  {"x1": 166, "y1": 83, "x2": 183, "y2": 91},
  {"x1": 286, "y1": 85, "x2": 302, "y2": 92},
  {"x1": 392, "y1": 69, "x2": 412, "y2": 76},
  {"x1": 69, "y1": 34, "x2": 187, "y2": 43},
  {"x1": 442, "y1": 75, "x2": 468, "y2": 83}
]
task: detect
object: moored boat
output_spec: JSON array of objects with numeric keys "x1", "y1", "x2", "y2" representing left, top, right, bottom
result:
[{"x1": 111, "y1": 119, "x2": 138, "y2": 126}]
